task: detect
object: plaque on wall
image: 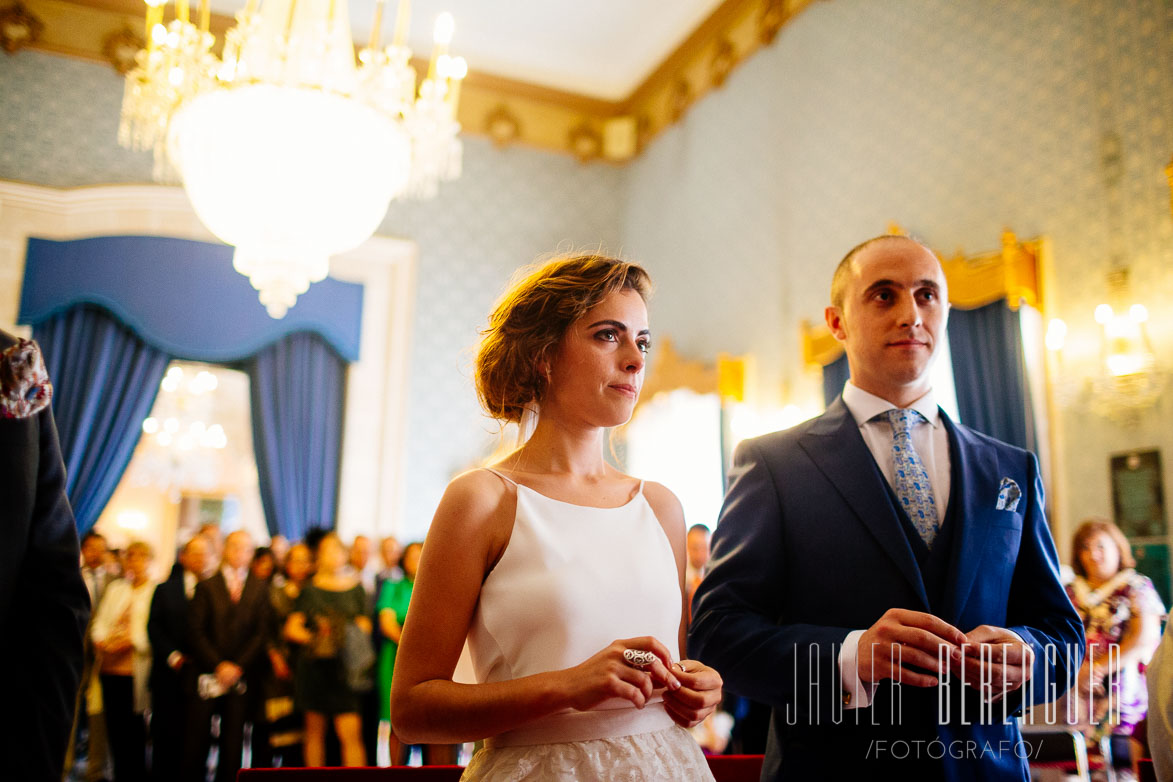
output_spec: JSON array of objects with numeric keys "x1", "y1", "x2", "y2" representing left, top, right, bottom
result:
[{"x1": 1110, "y1": 449, "x2": 1167, "y2": 540}]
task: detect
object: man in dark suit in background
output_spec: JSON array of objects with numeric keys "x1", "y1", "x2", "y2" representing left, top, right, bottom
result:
[
  {"x1": 0, "y1": 331, "x2": 90, "y2": 780},
  {"x1": 690, "y1": 236, "x2": 1084, "y2": 780},
  {"x1": 185, "y1": 530, "x2": 271, "y2": 782},
  {"x1": 148, "y1": 535, "x2": 210, "y2": 780}
]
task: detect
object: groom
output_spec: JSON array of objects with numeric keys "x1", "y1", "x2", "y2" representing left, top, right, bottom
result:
[{"x1": 690, "y1": 235, "x2": 1083, "y2": 780}]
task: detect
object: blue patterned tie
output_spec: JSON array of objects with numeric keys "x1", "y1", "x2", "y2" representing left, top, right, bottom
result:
[{"x1": 881, "y1": 408, "x2": 939, "y2": 549}]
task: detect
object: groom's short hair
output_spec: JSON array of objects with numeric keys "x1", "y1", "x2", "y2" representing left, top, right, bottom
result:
[{"x1": 830, "y1": 234, "x2": 932, "y2": 309}]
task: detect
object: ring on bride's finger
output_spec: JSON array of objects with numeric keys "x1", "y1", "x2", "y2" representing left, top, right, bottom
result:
[
  {"x1": 673, "y1": 661, "x2": 689, "y2": 673},
  {"x1": 623, "y1": 649, "x2": 657, "y2": 669}
]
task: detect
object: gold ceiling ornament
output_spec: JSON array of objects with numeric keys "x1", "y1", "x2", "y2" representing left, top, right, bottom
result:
[
  {"x1": 668, "y1": 78, "x2": 692, "y2": 123},
  {"x1": 635, "y1": 337, "x2": 749, "y2": 411},
  {"x1": 102, "y1": 26, "x2": 144, "y2": 74},
  {"x1": 1166, "y1": 154, "x2": 1173, "y2": 221},
  {"x1": 568, "y1": 122, "x2": 602, "y2": 163},
  {"x1": 117, "y1": 0, "x2": 467, "y2": 318},
  {"x1": 709, "y1": 39, "x2": 736, "y2": 88},
  {"x1": 0, "y1": 1, "x2": 44, "y2": 54},
  {"x1": 485, "y1": 104, "x2": 520, "y2": 148},
  {"x1": 939, "y1": 229, "x2": 1043, "y2": 312},
  {"x1": 758, "y1": 0, "x2": 790, "y2": 45}
]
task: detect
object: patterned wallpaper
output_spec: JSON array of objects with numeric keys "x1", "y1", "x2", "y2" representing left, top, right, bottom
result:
[
  {"x1": 623, "y1": 0, "x2": 1173, "y2": 545},
  {"x1": 4, "y1": 0, "x2": 1173, "y2": 548}
]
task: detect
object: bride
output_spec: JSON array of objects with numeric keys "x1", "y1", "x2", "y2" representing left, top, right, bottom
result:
[{"x1": 391, "y1": 254, "x2": 722, "y2": 780}]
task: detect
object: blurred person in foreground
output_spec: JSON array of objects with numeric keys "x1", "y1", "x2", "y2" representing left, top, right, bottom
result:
[{"x1": 0, "y1": 332, "x2": 89, "y2": 780}]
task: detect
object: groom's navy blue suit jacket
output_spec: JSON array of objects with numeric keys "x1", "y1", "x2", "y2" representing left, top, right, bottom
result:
[{"x1": 690, "y1": 397, "x2": 1084, "y2": 781}]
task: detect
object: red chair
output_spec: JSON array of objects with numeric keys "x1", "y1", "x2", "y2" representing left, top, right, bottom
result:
[
  {"x1": 237, "y1": 754, "x2": 765, "y2": 780},
  {"x1": 238, "y1": 767, "x2": 464, "y2": 780},
  {"x1": 707, "y1": 754, "x2": 764, "y2": 782}
]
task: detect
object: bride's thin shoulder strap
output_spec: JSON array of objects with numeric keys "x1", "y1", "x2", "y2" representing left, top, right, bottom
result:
[{"x1": 481, "y1": 467, "x2": 518, "y2": 486}]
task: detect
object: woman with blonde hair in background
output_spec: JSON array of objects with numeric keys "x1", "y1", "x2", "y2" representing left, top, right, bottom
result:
[
  {"x1": 392, "y1": 254, "x2": 722, "y2": 780},
  {"x1": 91, "y1": 540, "x2": 156, "y2": 782}
]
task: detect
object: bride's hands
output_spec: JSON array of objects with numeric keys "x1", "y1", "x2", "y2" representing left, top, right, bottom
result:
[
  {"x1": 561, "y1": 636, "x2": 682, "y2": 712},
  {"x1": 662, "y1": 660, "x2": 723, "y2": 729}
]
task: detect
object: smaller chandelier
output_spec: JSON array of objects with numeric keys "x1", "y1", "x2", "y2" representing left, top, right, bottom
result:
[
  {"x1": 119, "y1": 0, "x2": 466, "y2": 317},
  {"x1": 1047, "y1": 267, "x2": 1166, "y2": 422}
]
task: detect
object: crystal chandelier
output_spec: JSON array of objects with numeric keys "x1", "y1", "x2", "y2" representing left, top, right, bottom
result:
[
  {"x1": 1046, "y1": 268, "x2": 1167, "y2": 423},
  {"x1": 132, "y1": 364, "x2": 230, "y2": 500},
  {"x1": 118, "y1": 0, "x2": 466, "y2": 317}
]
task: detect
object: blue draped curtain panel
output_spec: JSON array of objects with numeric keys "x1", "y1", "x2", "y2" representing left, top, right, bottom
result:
[
  {"x1": 822, "y1": 353, "x2": 850, "y2": 408},
  {"x1": 946, "y1": 303, "x2": 1036, "y2": 452},
  {"x1": 33, "y1": 306, "x2": 171, "y2": 533},
  {"x1": 246, "y1": 332, "x2": 346, "y2": 541}
]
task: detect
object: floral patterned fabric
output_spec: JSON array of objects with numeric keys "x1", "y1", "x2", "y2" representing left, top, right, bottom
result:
[
  {"x1": 460, "y1": 725, "x2": 713, "y2": 782},
  {"x1": 1066, "y1": 568, "x2": 1166, "y2": 733},
  {"x1": 0, "y1": 338, "x2": 52, "y2": 419}
]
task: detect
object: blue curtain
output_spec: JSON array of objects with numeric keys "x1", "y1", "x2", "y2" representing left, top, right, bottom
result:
[
  {"x1": 947, "y1": 303, "x2": 1035, "y2": 452},
  {"x1": 822, "y1": 353, "x2": 850, "y2": 408},
  {"x1": 246, "y1": 332, "x2": 345, "y2": 540},
  {"x1": 32, "y1": 306, "x2": 171, "y2": 532}
]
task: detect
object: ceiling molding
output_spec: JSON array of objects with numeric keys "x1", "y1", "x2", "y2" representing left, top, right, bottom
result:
[{"x1": 8, "y1": 0, "x2": 819, "y2": 162}]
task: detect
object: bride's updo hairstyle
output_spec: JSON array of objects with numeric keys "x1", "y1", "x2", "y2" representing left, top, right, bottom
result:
[{"x1": 475, "y1": 254, "x2": 652, "y2": 424}]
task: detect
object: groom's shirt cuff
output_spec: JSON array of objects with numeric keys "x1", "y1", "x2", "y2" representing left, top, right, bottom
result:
[{"x1": 838, "y1": 630, "x2": 880, "y2": 709}]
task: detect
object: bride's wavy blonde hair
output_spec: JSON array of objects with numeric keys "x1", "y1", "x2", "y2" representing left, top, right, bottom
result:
[{"x1": 475, "y1": 254, "x2": 652, "y2": 425}]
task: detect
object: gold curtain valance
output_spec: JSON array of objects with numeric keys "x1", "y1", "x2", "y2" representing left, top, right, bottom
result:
[{"x1": 802, "y1": 230, "x2": 1049, "y2": 368}]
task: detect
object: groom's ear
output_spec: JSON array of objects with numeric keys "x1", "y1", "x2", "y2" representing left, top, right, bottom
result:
[{"x1": 825, "y1": 305, "x2": 847, "y2": 341}]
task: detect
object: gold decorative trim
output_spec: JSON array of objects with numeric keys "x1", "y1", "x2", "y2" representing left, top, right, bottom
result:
[
  {"x1": 802, "y1": 229, "x2": 1048, "y2": 368},
  {"x1": 101, "y1": 24, "x2": 140, "y2": 73},
  {"x1": 940, "y1": 229, "x2": 1044, "y2": 312},
  {"x1": 636, "y1": 337, "x2": 748, "y2": 410},
  {"x1": 17, "y1": 0, "x2": 817, "y2": 160},
  {"x1": 0, "y1": 1, "x2": 45, "y2": 53}
]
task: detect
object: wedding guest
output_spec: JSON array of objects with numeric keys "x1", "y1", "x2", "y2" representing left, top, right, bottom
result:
[
  {"x1": 376, "y1": 541, "x2": 423, "y2": 765},
  {"x1": 1065, "y1": 518, "x2": 1164, "y2": 739},
  {"x1": 197, "y1": 523, "x2": 224, "y2": 577},
  {"x1": 685, "y1": 524, "x2": 710, "y2": 624},
  {"x1": 252, "y1": 546, "x2": 277, "y2": 584},
  {"x1": 73, "y1": 530, "x2": 113, "y2": 781},
  {"x1": 285, "y1": 532, "x2": 371, "y2": 767},
  {"x1": 91, "y1": 541, "x2": 156, "y2": 782},
  {"x1": 266, "y1": 542, "x2": 314, "y2": 768},
  {"x1": 147, "y1": 535, "x2": 209, "y2": 781},
  {"x1": 392, "y1": 255, "x2": 722, "y2": 780},
  {"x1": 185, "y1": 530, "x2": 270, "y2": 782}
]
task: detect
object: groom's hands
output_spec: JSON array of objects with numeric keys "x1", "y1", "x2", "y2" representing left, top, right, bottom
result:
[{"x1": 857, "y1": 608, "x2": 967, "y2": 687}]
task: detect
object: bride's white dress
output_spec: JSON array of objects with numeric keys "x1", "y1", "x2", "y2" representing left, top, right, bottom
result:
[{"x1": 460, "y1": 470, "x2": 714, "y2": 781}]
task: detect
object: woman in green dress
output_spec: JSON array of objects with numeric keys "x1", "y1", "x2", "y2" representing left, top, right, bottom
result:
[{"x1": 376, "y1": 541, "x2": 422, "y2": 765}]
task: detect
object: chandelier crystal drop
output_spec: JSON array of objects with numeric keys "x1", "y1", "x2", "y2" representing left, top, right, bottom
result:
[{"x1": 118, "y1": 0, "x2": 466, "y2": 317}]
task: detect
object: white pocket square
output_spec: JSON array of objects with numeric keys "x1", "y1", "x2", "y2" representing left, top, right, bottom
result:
[{"x1": 996, "y1": 477, "x2": 1021, "y2": 512}]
